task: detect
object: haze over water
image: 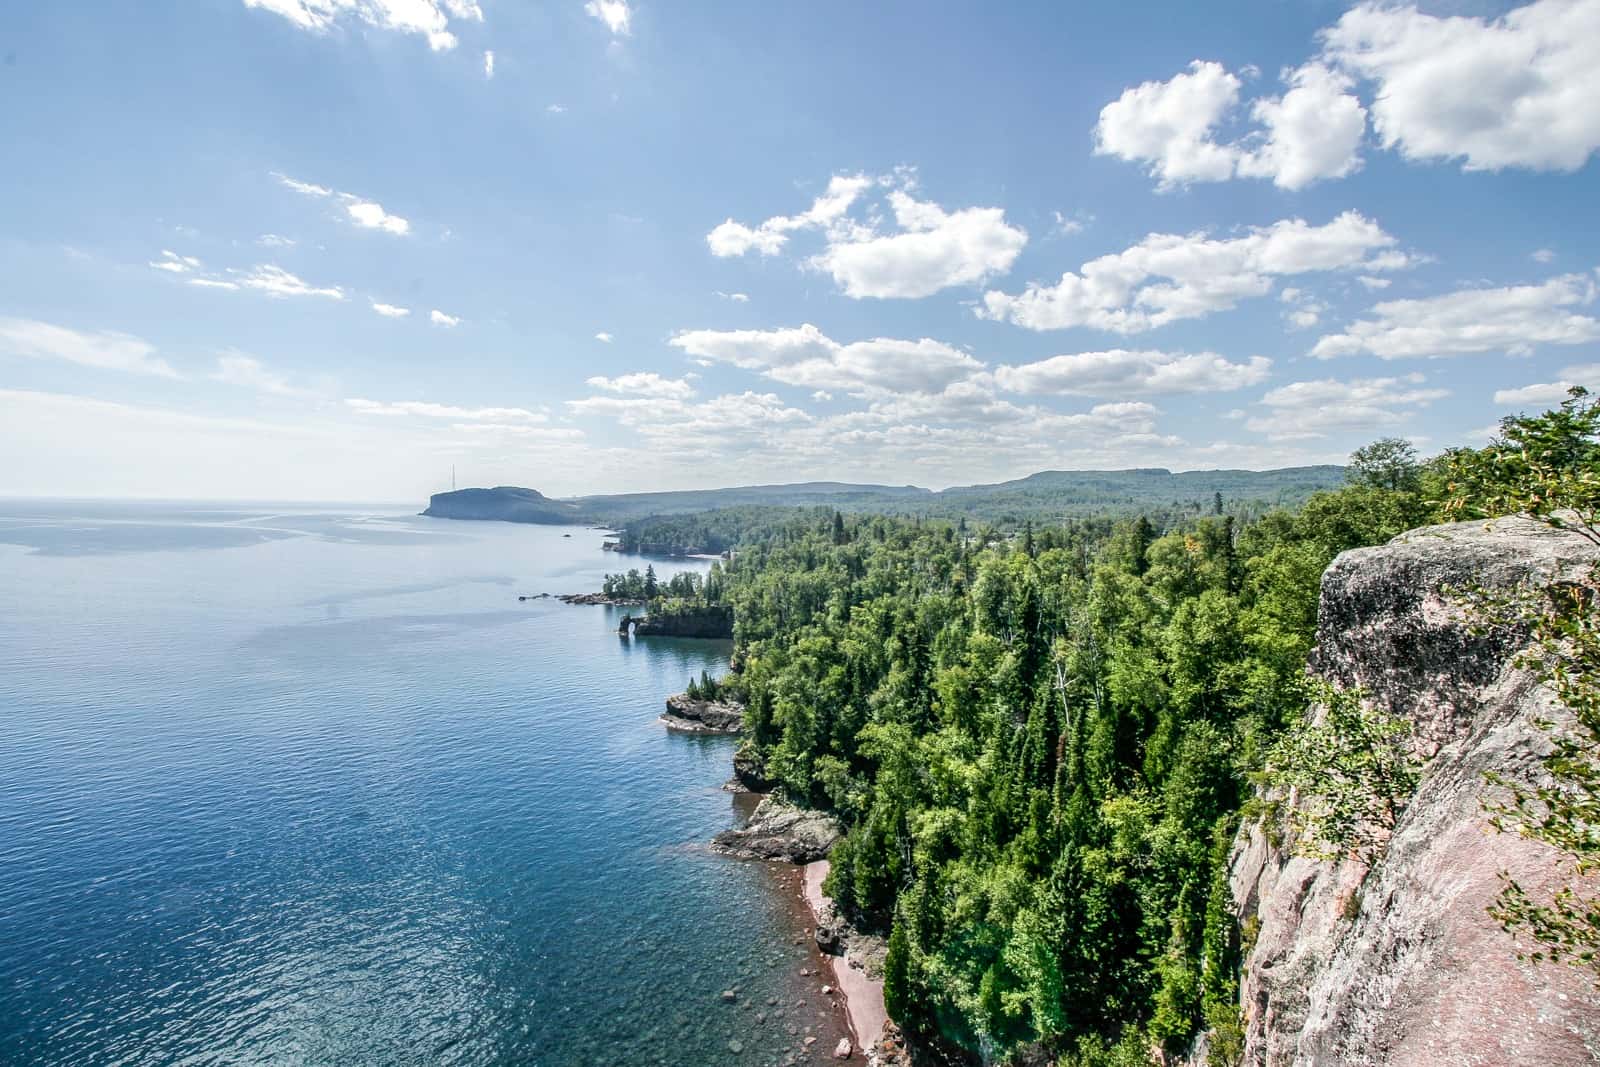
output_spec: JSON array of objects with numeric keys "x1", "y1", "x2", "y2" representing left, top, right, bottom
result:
[{"x1": 0, "y1": 502, "x2": 845, "y2": 1066}]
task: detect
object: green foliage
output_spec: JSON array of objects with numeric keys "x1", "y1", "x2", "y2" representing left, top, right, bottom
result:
[
  {"x1": 1440, "y1": 386, "x2": 1600, "y2": 542},
  {"x1": 1264, "y1": 680, "x2": 1422, "y2": 865},
  {"x1": 1348, "y1": 437, "x2": 1422, "y2": 494},
  {"x1": 1443, "y1": 388, "x2": 1600, "y2": 982},
  {"x1": 682, "y1": 462, "x2": 1421, "y2": 1060}
]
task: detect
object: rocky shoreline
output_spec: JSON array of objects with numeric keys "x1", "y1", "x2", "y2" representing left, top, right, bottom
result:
[
  {"x1": 556, "y1": 591, "x2": 647, "y2": 606},
  {"x1": 711, "y1": 797, "x2": 903, "y2": 1063},
  {"x1": 660, "y1": 693, "x2": 744, "y2": 734}
]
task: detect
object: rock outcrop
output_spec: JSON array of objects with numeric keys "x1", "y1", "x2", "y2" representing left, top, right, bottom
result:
[
  {"x1": 660, "y1": 693, "x2": 744, "y2": 734},
  {"x1": 711, "y1": 797, "x2": 843, "y2": 863},
  {"x1": 619, "y1": 605, "x2": 734, "y2": 639},
  {"x1": 1226, "y1": 517, "x2": 1600, "y2": 1066}
]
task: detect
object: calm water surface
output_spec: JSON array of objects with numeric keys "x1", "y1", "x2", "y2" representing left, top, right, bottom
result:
[{"x1": 0, "y1": 502, "x2": 846, "y2": 1066}]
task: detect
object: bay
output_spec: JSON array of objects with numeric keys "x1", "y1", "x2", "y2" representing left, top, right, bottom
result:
[{"x1": 0, "y1": 501, "x2": 847, "y2": 1066}]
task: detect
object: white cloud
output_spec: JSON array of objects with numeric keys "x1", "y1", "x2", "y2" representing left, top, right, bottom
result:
[
  {"x1": 594, "y1": 332, "x2": 613, "y2": 343},
  {"x1": 584, "y1": 0, "x2": 631, "y2": 36},
  {"x1": 994, "y1": 349, "x2": 1271, "y2": 397},
  {"x1": 809, "y1": 190, "x2": 1028, "y2": 299},
  {"x1": 257, "y1": 233, "x2": 296, "y2": 248},
  {"x1": 1094, "y1": 60, "x2": 1244, "y2": 189},
  {"x1": 1532, "y1": 248, "x2": 1557, "y2": 264},
  {"x1": 714, "y1": 290, "x2": 750, "y2": 302},
  {"x1": 237, "y1": 264, "x2": 345, "y2": 300},
  {"x1": 1322, "y1": 0, "x2": 1600, "y2": 173},
  {"x1": 276, "y1": 173, "x2": 334, "y2": 198},
  {"x1": 150, "y1": 250, "x2": 203, "y2": 274},
  {"x1": 1312, "y1": 272, "x2": 1600, "y2": 358},
  {"x1": 343, "y1": 197, "x2": 409, "y2": 235},
  {"x1": 483, "y1": 49, "x2": 494, "y2": 78},
  {"x1": 276, "y1": 172, "x2": 410, "y2": 235},
  {"x1": 430, "y1": 309, "x2": 461, "y2": 327},
  {"x1": 708, "y1": 173, "x2": 1026, "y2": 299},
  {"x1": 669, "y1": 323, "x2": 985, "y2": 396},
  {"x1": 1094, "y1": 59, "x2": 1365, "y2": 191},
  {"x1": 242, "y1": 0, "x2": 482, "y2": 51},
  {"x1": 1493, "y1": 363, "x2": 1600, "y2": 407},
  {"x1": 1236, "y1": 63, "x2": 1367, "y2": 189},
  {"x1": 371, "y1": 301, "x2": 410, "y2": 317},
  {"x1": 189, "y1": 278, "x2": 241, "y2": 291},
  {"x1": 0, "y1": 318, "x2": 181, "y2": 379},
  {"x1": 1355, "y1": 275, "x2": 1391, "y2": 290},
  {"x1": 706, "y1": 174, "x2": 875, "y2": 258},
  {"x1": 585, "y1": 372, "x2": 696, "y2": 400},
  {"x1": 546, "y1": 103, "x2": 566, "y2": 114},
  {"x1": 1247, "y1": 373, "x2": 1448, "y2": 439},
  {"x1": 346, "y1": 397, "x2": 545, "y2": 420},
  {"x1": 981, "y1": 211, "x2": 1404, "y2": 334}
]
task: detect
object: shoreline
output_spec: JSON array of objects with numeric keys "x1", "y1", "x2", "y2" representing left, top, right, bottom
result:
[{"x1": 802, "y1": 859, "x2": 890, "y2": 1056}]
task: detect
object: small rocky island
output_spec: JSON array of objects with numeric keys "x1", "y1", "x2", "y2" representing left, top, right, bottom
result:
[
  {"x1": 711, "y1": 796, "x2": 842, "y2": 864},
  {"x1": 618, "y1": 605, "x2": 734, "y2": 638}
]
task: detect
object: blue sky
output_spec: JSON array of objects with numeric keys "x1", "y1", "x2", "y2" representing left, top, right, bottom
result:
[{"x1": 2, "y1": 0, "x2": 1597, "y2": 500}]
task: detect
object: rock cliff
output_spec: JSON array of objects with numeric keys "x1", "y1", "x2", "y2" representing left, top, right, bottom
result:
[{"x1": 1225, "y1": 517, "x2": 1600, "y2": 1066}]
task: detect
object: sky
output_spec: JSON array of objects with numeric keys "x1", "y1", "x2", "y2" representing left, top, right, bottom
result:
[{"x1": 1, "y1": 0, "x2": 1597, "y2": 501}]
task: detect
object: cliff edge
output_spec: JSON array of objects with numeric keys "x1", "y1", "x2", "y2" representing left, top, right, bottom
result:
[{"x1": 1227, "y1": 517, "x2": 1600, "y2": 1066}]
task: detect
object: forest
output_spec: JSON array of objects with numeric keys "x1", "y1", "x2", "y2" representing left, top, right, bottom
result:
[{"x1": 683, "y1": 391, "x2": 1600, "y2": 1066}]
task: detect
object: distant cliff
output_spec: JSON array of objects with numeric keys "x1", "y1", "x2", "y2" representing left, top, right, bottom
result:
[
  {"x1": 422, "y1": 487, "x2": 581, "y2": 525},
  {"x1": 1211, "y1": 517, "x2": 1600, "y2": 1066}
]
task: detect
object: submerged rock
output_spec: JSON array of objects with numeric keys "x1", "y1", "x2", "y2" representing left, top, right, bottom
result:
[
  {"x1": 660, "y1": 693, "x2": 744, "y2": 735},
  {"x1": 711, "y1": 797, "x2": 842, "y2": 863},
  {"x1": 1220, "y1": 517, "x2": 1600, "y2": 1066}
]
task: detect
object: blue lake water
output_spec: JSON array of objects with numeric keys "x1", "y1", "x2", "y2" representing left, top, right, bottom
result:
[{"x1": 0, "y1": 502, "x2": 848, "y2": 1066}]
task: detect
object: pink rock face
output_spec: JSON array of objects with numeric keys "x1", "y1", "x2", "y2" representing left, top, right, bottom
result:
[{"x1": 1230, "y1": 518, "x2": 1600, "y2": 1067}]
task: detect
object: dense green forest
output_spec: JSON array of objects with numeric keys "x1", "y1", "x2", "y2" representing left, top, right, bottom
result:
[{"x1": 681, "y1": 394, "x2": 1599, "y2": 1066}]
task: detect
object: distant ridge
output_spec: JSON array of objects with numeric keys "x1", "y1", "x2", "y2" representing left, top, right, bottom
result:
[{"x1": 420, "y1": 466, "x2": 1347, "y2": 527}]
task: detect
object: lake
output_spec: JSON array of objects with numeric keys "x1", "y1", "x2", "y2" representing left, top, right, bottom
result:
[{"x1": 0, "y1": 501, "x2": 849, "y2": 1066}]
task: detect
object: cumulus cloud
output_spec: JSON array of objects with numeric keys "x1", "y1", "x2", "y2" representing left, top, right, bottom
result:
[
  {"x1": 706, "y1": 175, "x2": 875, "y2": 258},
  {"x1": 809, "y1": 190, "x2": 1028, "y2": 299},
  {"x1": 1312, "y1": 273, "x2": 1600, "y2": 358},
  {"x1": 1094, "y1": 60, "x2": 1244, "y2": 188},
  {"x1": 237, "y1": 264, "x2": 345, "y2": 300},
  {"x1": 1493, "y1": 363, "x2": 1600, "y2": 407},
  {"x1": 584, "y1": 0, "x2": 631, "y2": 36},
  {"x1": 1094, "y1": 60, "x2": 1365, "y2": 190},
  {"x1": 371, "y1": 301, "x2": 410, "y2": 317},
  {"x1": 242, "y1": 0, "x2": 483, "y2": 51},
  {"x1": 594, "y1": 332, "x2": 614, "y2": 343},
  {"x1": 585, "y1": 372, "x2": 696, "y2": 400},
  {"x1": 1247, "y1": 373, "x2": 1448, "y2": 439},
  {"x1": 430, "y1": 309, "x2": 461, "y2": 327},
  {"x1": 346, "y1": 397, "x2": 544, "y2": 420},
  {"x1": 669, "y1": 323, "x2": 985, "y2": 396},
  {"x1": 257, "y1": 234, "x2": 296, "y2": 248},
  {"x1": 1322, "y1": 0, "x2": 1600, "y2": 173},
  {"x1": 708, "y1": 174, "x2": 1026, "y2": 299},
  {"x1": 1236, "y1": 63, "x2": 1367, "y2": 189},
  {"x1": 994, "y1": 349, "x2": 1271, "y2": 397},
  {"x1": 981, "y1": 211, "x2": 1405, "y2": 334},
  {"x1": 0, "y1": 317, "x2": 180, "y2": 378},
  {"x1": 714, "y1": 290, "x2": 751, "y2": 302}
]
